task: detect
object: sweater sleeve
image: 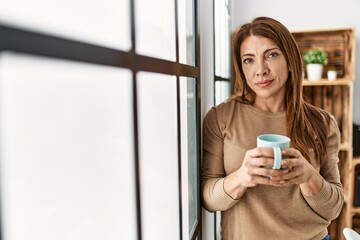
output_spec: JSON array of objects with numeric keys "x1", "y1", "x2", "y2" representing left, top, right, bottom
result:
[
  {"x1": 201, "y1": 107, "x2": 239, "y2": 212},
  {"x1": 302, "y1": 115, "x2": 344, "y2": 221}
]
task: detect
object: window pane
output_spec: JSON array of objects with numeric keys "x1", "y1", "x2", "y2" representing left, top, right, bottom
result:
[
  {"x1": 180, "y1": 77, "x2": 198, "y2": 237},
  {"x1": 215, "y1": 80, "x2": 231, "y2": 105},
  {"x1": 0, "y1": 52, "x2": 136, "y2": 240},
  {"x1": 178, "y1": 0, "x2": 196, "y2": 65},
  {"x1": 135, "y1": 0, "x2": 176, "y2": 61},
  {"x1": 137, "y1": 72, "x2": 180, "y2": 240},
  {"x1": 214, "y1": 0, "x2": 231, "y2": 78},
  {"x1": 0, "y1": 0, "x2": 131, "y2": 51},
  {"x1": 187, "y1": 78, "x2": 198, "y2": 235}
]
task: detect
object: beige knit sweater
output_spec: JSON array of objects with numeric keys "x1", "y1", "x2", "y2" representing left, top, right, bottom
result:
[{"x1": 202, "y1": 99, "x2": 344, "y2": 240}]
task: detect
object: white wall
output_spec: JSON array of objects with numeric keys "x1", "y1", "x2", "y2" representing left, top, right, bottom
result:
[{"x1": 231, "y1": 0, "x2": 360, "y2": 125}]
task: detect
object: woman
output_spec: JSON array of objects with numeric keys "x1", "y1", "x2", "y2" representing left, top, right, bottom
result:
[{"x1": 202, "y1": 16, "x2": 343, "y2": 240}]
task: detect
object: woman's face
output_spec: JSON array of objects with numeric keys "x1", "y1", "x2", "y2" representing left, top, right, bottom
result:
[{"x1": 240, "y1": 35, "x2": 289, "y2": 103}]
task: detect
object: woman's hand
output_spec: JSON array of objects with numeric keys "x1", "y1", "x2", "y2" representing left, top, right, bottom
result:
[
  {"x1": 223, "y1": 147, "x2": 290, "y2": 199},
  {"x1": 273, "y1": 148, "x2": 324, "y2": 196},
  {"x1": 237, "y1": 147, "x2": 291, "y2": 186}
]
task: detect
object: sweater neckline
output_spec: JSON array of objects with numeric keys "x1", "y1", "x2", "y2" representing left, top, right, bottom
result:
[{"x1": 243, "y1": 103, "x2": 286, "y2": 118}]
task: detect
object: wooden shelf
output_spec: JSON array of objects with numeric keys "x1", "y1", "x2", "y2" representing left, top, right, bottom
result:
[
  {"x1": 303, "y1": 78, "x2": 354, "y2": 86},
  {"x1": 353, "y1": 157, "x2": 360, "y2": 167},
  {"x1": 351, "y1": 207, "x2": 360, "y2": 215},
  {"x1": 293, "y1": 27, "x2": 355, "y2": 240},
  {"x1": 340, "y1": 143, "x2": 353, "y2": 151}
]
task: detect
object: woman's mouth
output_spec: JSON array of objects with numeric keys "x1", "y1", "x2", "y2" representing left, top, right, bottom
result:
[{"x1": 256, "y1": 79, "x2": 273, "y2": 87}]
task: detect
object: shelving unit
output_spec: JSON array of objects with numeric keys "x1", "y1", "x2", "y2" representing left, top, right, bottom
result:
[
  {"x1": 350, "y1": 157, "x2": 360, "y2": 233},
  {"x1": 292, "y1": 28, "x2": 355, "y2": 240}
]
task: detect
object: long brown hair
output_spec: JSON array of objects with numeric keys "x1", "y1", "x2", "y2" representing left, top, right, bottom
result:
[{"x1": 232, "y1": 16, "x2": 330, "y2": 164}]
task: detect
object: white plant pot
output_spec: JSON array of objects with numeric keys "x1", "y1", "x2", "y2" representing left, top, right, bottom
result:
[
  {"x1": 306, "y1": 64, "x2": 323, "y2": 81},
  {"x1": 327, "y1": 70, "x2": 337, "y2": 81}
]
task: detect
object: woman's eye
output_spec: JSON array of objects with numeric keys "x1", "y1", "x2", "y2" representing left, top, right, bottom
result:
[
  {"x1": 268, "y1": 52, "x2": 279, "y2": 58},
  {"x1": 243, "y1": 58, "x2": 253, "y2": 64}
]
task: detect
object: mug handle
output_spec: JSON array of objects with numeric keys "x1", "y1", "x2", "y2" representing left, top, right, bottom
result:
[{"x1": 272, "y1": 147, "x2": 282, "y2": 169}]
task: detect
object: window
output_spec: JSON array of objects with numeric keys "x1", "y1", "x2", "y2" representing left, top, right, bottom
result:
[
  {"x1": 214, "y1": 0, "x2": 232, "y2": 105},
  {"x1": 0, "y1": 0, "x2": 201, "y2": 239},
  {"x1": 213, "y1": 0, "x2": 232, "y2": 239},
  {"x1": 180, "y1": 77, "x2": 199, "y2": 237}
]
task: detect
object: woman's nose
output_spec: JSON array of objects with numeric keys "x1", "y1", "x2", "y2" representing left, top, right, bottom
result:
[{"x1": 256, "y1": 60, "x2": 269, "y2": 76}]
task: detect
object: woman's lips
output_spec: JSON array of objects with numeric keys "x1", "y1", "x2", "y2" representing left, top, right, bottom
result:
[{"x1": 256, "y1": 79, "x2": 273, "y2": 87}]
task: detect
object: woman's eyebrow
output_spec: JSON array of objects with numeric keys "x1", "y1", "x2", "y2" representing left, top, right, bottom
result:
[
  {"x1": 264, "y1": 47, "x2": 281, "y2": 54},
  {"x1": 241, "y1": 53, "x2": 254, "y2": 58},
  {"x1": 241, "y1": 47, "x2": 281, "y2": 58}
]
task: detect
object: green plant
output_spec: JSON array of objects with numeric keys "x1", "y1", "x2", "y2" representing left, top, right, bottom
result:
[{"x1": 303, "y1": 48, "x2": 328, "y2": 65}]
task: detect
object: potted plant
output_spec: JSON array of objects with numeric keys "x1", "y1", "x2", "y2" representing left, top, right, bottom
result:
[
  {"x1": 303, "y1": 48, "x2": 328, "y2": 81},
  {"x1": 327, "y1": 66, "x2": 337, "y2": 81}
]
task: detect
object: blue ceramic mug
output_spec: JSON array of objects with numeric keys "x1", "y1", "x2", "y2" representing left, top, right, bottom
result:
[{"x1": 256, "y1": 134, "x2": 291, "y2": 169}]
